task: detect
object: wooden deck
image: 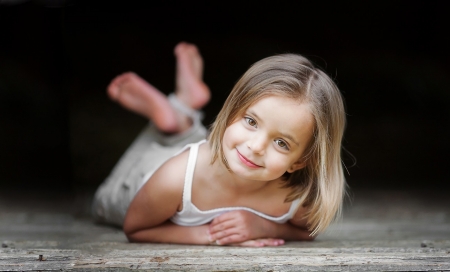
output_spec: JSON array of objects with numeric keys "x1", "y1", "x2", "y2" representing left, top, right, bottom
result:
[{"x1": 1, "y1": 189, "x2": 449, "y2": 271}]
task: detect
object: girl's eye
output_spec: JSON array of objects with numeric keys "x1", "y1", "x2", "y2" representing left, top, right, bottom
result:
[
  {"x1": 245, "y1": 117, "x2": 257, "y2": 127},
  {"x1": 275, "y1": 139, "x2": 288, "y2": 149}
]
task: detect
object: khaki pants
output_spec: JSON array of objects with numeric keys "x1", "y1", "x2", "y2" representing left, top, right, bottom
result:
[{"x1": 91, "y1": 103, "x2": 207, "y2": 227}]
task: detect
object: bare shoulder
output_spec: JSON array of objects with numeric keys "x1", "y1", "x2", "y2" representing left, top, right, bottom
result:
[
  {"x1": 132, "y1": 148, "x2": 190, "y2": 215},
  {"x1": 196, "y1": 141, "x2": 216, "y2": 170},
  {"x1": 123, "y1": 148, "x2": 191, "y2": 234},
  {"x1": 191, "y1": 142, "x2": 215, "y2": 184},
  {"x1": 144, "y1": 148, "x2": 190, "y2": 194}
]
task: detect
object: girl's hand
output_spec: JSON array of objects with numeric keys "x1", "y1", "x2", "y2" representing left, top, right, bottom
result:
[
  {"x1": 208, "y1": 210, "x2": 283, "y2": 246},
  {"x1": 230, "y1": 238, "x2": 285, "y2": 247}
]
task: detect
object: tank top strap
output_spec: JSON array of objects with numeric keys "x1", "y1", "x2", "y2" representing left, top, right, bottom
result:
[
  {"x1": 287, "y1": 198, "x2": 302, "y2": 217},
  {"x1": 181, "y1": 140, "x2": 206, "y2": 209}
]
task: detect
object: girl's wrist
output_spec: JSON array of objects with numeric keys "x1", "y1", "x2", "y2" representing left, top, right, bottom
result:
[
  {"x1": 198, "y1": 224, "x2": 212, "y2": 245},
  {"x1": 264, "y1": 219, "x2": 281, "y2": 238}
]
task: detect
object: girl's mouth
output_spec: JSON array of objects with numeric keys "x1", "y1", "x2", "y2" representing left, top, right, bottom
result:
[{"x1": 236, "y1": 149, "x2": 262, "y2": 168}]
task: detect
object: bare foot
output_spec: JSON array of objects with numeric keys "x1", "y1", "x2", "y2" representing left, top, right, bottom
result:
[
  {"x1": 107, "y1": 72, "x2": 190, "y2": 133},
  {"x1": 174, "y1": 42, "x2": 210, "y2": 109}
]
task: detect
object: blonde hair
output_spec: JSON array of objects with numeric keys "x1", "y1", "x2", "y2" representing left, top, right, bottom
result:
[{"x1": 208, "y1": 54, "x2": 346, "y2": 235}]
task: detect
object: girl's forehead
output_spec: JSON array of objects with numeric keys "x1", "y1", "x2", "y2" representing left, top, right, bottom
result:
[
  {"x1": 244, "y1": 95, "x2": 314, "y2": 137},
  {"x1": 228, "y1": 93, "x2": 312, "y2": 126},
  {"x1": 247, "y1": 94, "x2": 309, "y2": 113}
]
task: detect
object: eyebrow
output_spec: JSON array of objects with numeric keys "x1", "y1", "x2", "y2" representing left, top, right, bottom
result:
[{"x1": 248, "y1": 110, "x2": 300, "y2": 146}]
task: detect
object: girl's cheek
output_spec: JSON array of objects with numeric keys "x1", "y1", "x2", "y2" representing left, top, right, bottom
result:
[{"x1": 225, "y1": 123, "x2": 245, "y2": 143}]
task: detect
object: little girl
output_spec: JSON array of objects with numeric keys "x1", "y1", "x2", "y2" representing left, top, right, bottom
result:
[{"x1": 92, "y1": 42, "x2": 346, "y2": 247}]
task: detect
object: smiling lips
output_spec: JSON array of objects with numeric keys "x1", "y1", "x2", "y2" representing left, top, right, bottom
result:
[{"x1": 236, "y1": 149, "x2": 262, "y2": 168}]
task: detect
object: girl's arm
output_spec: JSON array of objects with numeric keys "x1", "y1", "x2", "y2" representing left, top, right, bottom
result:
[
  {"x1": 208, "y1": 206, "x2": 315, "y2": 246},
  {"x1": 123, "y1": 152, "x2": 210, "y2": 245}
]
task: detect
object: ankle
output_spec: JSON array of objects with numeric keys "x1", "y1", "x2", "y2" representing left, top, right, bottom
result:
[{"x1": 176, "y1": 113, "x2": 193, "y2": 133}]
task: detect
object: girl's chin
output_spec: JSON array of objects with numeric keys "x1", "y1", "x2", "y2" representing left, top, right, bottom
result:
[{"x1": 229, "y1": 165, "x2": 270, "y2": 181}]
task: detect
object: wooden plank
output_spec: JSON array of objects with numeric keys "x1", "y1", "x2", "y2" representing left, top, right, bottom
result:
[
  {"x1": 1, "y1": 242, "x2": 450, "y2": 271},
  {"x1": 1, "y1": 189, "x2": 449, "y2": 271}
]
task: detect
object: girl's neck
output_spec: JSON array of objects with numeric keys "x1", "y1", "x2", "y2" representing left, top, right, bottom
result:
[{"x1": 196, "y1": 143, "x2": 292, "y2": 213}]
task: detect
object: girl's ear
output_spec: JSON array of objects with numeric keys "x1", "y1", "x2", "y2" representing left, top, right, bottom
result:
[{"x1": 287, "y1": 160, "x2": 307, "y2": 173}]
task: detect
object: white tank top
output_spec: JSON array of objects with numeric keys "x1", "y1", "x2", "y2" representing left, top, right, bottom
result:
[{"x1": 170, "y1": 140, "x2": 301, "y2": 226}]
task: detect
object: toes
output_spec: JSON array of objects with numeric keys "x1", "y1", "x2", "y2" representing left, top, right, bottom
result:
[
  {"x1": 107, "y1": 72, "x2": 137, "y2": 100},
  {"x1": 174, "y1": 42, "x2": 188, "y2": 56},
  {"x1": 107, "y1": 80, "x2": 120, "y2": 100},
  {"x1": 175, "y1": 42, "x2": 199, "y2": 57}
]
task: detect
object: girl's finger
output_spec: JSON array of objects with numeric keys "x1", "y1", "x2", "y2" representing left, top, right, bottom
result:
[
  {"x1": 233, "y1": 240, "x2": 265, "y2": 247},
  {"x1": 210, "y1": 226, "x2": 240, "y2": 242},
  {"x1": 257, "y1": 238, "x2": 285, "y2": 246},
  {"x1": 216, "y1": 233, "x2": 250, "y2": 245},
  {"x1": 209, "y1": 219, "x2": 238, "y2": 235},
  {"x1": 229, "y1": 239, "x2": 285, "y2": 247},
  {"x1": 210, "y1": 211, "x2": 235, "y2": 226}
]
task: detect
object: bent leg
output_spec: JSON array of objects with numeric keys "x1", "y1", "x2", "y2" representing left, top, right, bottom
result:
[
  {"x1": 107, "y1": 72, "x2": 192, "y2": 133},
  {"x1": 91, "y1": 106, "x2": 207, "y2": 227},
  {"x1": 92, "y1": 42, "x2": 211, "y2": 226},
  {"x1": 174, "y1": 42, "x2": 210, "y2": 109}
]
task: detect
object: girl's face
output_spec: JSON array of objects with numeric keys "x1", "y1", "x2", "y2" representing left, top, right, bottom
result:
[{"x1": 222, "y1": 94, "x2": 314, "y2": 182}]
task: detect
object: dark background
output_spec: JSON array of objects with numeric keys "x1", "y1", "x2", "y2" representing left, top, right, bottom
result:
[{"x1": 1, "y1": 1, "x2": 449, "y2": 194}]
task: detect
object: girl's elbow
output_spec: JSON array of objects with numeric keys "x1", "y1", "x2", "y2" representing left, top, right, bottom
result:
[
  {"x1": 302, "y1": 228, "x2": 317, "y2": 241},
  {"x1": 123, "y1": 225, "x2": 142, "y2": 243},
  {"x1": 124, "y1": 232, "x2": 139, "y2": 243},
  {"x1": 122, "y1": 217, "x2": 138, "y2": 242},
  {"x1": 122, "y1": 226, "x2": 134, "y2": 242},
  {"x1": 297, "y1": 228, "x2": 316, "y2": 241}
]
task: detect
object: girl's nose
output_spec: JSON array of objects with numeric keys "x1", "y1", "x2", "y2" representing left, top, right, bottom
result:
[{"x1": 247, "y1": 134, "x2": 267, "y2": 155}]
